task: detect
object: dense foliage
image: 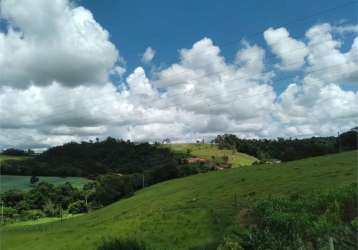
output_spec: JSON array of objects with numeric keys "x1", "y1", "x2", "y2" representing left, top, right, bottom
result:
[
  {"x1": 227, "y1": 184, "x2": 358, "y2": 249},
  {"x1": 0, "y1": 148, "x2": 33, "y2": 156},
  {"x1": 97, "y1": 238, "x2": 150, "y2": 250},
  {"x1": 214, "y1": 129, "x2": 357, "y2": 161},
  {"x1": 0, "y1": 138, "x2": 176, "y2": 177},
  {"x1": 1, "y1": 159, "x2": 210, "y2": 222},
  {"x1": 0, "y1": 182, "x2": 85, "y2": 222}
]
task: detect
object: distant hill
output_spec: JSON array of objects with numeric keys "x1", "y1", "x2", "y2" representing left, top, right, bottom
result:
[
  {"x1": 0, "y1": 155, "x2": 30, "y2": 163},
  {"x1": 1, "y1": 150, "x2": 356, "y2": 250},
  {"x1": 0, "y1": 138, "x2": 176, "y2": 177},
  {"x1": 162, "y1": 143, "x2": 257, "y2": 166}
]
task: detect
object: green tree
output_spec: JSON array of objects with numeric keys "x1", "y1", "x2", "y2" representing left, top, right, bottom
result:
[
  {"x1": 30, "y1": 176, "x2": 39, "y2": 185},
  {"x1": 68, "y1": 200, "x2": 88, "y2": 214}
]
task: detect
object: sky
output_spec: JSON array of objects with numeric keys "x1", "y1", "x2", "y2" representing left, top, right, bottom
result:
[{"x1": 0, "y1": 0, "x2": 357, "y2": 150}]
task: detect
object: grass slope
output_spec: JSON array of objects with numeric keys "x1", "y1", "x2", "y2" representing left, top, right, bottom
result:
[
  {"x1": 0, "y1": 155, "x2": 30, "y2": 163},
  {"x1": 0, "y1": 175, "x2": 90, "y2": 192},
  {"x1": 163, "y1": 143, "x2": 257, "y2": 166},
  {"x1": 1, "y1": 151, "x2": 357, "y2": 250}
]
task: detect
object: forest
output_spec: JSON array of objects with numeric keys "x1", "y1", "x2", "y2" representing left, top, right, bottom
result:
[{"x1": 213, "y1": 129, "x2": 357, "y2": 161}]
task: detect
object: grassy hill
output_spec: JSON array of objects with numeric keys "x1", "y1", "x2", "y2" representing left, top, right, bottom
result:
[
  {"x1": 0, "y1": 175, "x2": 90, "y2": 192},
  {"x1": 1, "y1": 151, "x2": 357, "y2": 250},
  {"x1": 162, "y1": 143, "x2": 257, "y2": 166},
  {"x1": 0, "y1": 155, "x2": 30, "y2": 163}
]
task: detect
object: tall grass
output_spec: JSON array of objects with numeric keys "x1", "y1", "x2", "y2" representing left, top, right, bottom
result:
[{"x1": 97, "y1": 238, "x2": 150, "y2": 250}]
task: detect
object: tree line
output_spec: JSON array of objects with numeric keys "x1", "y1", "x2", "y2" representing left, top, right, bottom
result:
[
  {"x1": 1, "y1": 138, "x2": 177, "y2": 177},
  {"x1": 213, "y1": 129, "x2": 357, "y2": 162}
]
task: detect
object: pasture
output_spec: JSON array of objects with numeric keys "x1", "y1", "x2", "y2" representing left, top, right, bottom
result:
[
  {"x1": 0, "y1": 175, "x2": 91, "y2": 192},
  {"x1": 1, "y1": 151, "x2": 356, "y2": 250},
  {"x1": 162, "y1": 143, "x2": 257, "y2": 166}
]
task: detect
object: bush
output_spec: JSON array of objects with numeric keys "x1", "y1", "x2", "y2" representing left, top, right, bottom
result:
[
  {"x1": 20, "y1": 209, "x2": 45, "y2": 220},
  {"x1": 239, "y1": 183, "x2": 358, "y2": 249},
  {"x1": 95, "y1": 175, "x2": 134, "y2": 206},
  {"x1": 43, "y1": 200, "x2": 60, "y2": 217},
  {"x1": 30, "y1": 176, "x2": 39, "y2": 185},
  {"x1": 68, "y1": 200, "x2": 88, "y2": 214},
  {"x1": 97, "y1": 238, "x2": 149, "y2": 250},
  {"x1": 217, "y1": 238, "x2": 243, "y2": 250}
]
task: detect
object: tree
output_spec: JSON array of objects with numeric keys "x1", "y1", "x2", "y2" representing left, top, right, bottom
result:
[
  {"x1": 68, "y1": 200, "x2": 88, "y2": 214},
  {"x1": 95, "y1": 175, "x2": 134, "y2": 205},
  {"x1": 1, "y1": 148, "x2": 26, "y2": 156},
  {"x1": 339, "y1": 130, "x2": 358, "y2": 150},
  {"x1": 30, "y1": 176, "x2": 39, "y2": 185}
]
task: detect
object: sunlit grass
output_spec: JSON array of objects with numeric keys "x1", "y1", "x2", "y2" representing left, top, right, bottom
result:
[{"x1": 1, "y1": 151, "x2": 357, "y2": 250}]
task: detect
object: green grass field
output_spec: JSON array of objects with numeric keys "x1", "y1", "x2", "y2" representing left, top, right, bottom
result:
[
  {"x1": 0, "y1": 175, "x2": 91, "y2": 192},
  {"x1": 0, "y1": 155, "x2": 30, "y2": 163},
  {"x1": 1, "y1": 151, "x2": 357, "y2": 250},
  {"x1": 162, "y1": 143, "x2": 257, "y2": 166}
]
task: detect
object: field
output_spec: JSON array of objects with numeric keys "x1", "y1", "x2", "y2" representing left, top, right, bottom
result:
[
  {"x1": 1, "y1": 150, "x2": 356, "y2": 250},
  {"x1": 0, "y1": 175, "x2": 91, "y2": 192},
  {"x1": 162, "y1": 143, "x2": 257, "y2": 166},
  {"x1": 0, "y1": 155, "x2": 30, "y2": 163}
]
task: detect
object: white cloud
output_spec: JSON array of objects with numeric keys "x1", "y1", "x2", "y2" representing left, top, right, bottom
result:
[
  {"x1": 264, "y1": 27, "x2": 308, "y2": 71},
  {"x1": 110, "y1": 66, "x2": 126, "y2": 78},
  {"x1": 141, "y1": 47, "x2": 155, "y2": 64},
  {"x1": 275, "y1": 77, "x2": 358, "y2": 137},
  {"x1": 0, "y1": 0, "x2": 119, "y2": 88},
  {"x1": 305, "y1": 23, "x2": 358, "y2": 83},
  {"x1": 332, "y1": 24, "x2": 358, "y2": 34},
  {"x1": 0, "y1": 0, "x2": 356, "y2": 149}
]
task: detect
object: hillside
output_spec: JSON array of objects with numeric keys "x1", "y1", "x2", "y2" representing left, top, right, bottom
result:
[
  {"x1": 0, "y1": 175, "x2": 90, "y2": 192},
  {"x1": 0, "y1": 155, "x2": 30, "y2": 163},
  {"x1": 1, "y1": 151, "x2": 357, "y2": 250},
  {"x1": 162, "y1": 143, "x2": 257, "y2": 166},
  {"x1": 0, "y1": 139, "x2": 176, "y2": 177}
]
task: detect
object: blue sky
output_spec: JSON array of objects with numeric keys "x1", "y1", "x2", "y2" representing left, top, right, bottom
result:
[
  {"x1": 0, "y1": 0, "x2": 357, "y2": 148},
  {"x1": 81, "y1": 0, "x2": 358, "y2": 89}
]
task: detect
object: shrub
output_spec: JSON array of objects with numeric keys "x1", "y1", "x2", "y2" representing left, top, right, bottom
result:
[
  {"x1": 239, "y1": 183, "x2": 358, "y2": 249},
  {"x1": 30, "y1": 176, "x2": 39, "y2": 185},
  {"x1": 97, "y1": 238, "x2": 149, "y2": 250},
  {"x1": 95, "y1": 175, "x2": 134, "y2": 205},
  {"x1": 68, "y1": 200, "x2": 88, "y2": 214},
  {"x1": 20, "y1": 209, "x2": 45, "y2": 220},
  {"x1": 217, "y1": 238, "x2": 243, "y2": 250},
  {"x1": 43, "y1": 200, "x2": 60, "y2": 217}
]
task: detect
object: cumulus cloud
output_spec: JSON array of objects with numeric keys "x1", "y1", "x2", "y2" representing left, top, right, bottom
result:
[
  {"x1": 0, "y1": 0, "x2": 119, "y2": 88},
  {"x1": 141, "y1": 47, "x2": 155, "y2": 64},
  {"x1": 305, "y1": 23, "x2": 358, "y2": 83},
  {"x1": 0, "y1": 0, "x2": 356, "y2": 149},
  {"x1": 332, "y1": 24, "x2": 358, "y2": 34},
  {"x1": 264, "y1": 27, "x2": 308, "y2": 70},
  {"x1": 275, "y1": 77, "x2": 358, "y2": 137},
  {"x1": 110, "y1": 66, "x2": 126, "y2": 78}
]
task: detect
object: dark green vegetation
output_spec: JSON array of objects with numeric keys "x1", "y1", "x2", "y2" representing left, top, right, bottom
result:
[
  {"x1": 237, "y1": 184, "x2": 357, "y2": 249},
  {"x1": 0, "y1": 182, "x2": 95, "y2": 223},
  {"x1": 97, "y1": 238, "x2": 149, "y2": 250},
  {"x1": 162, "y1": 143, "x2": 257, "y2": 167},
  {"x1": 0, "y1": 138, "x2": 176, "y2": 177},
  {"x1": 214, "y1": 129, "x2": 357, "y2": 161},
  {"x1": 1, "y1": 151, "x2": 356, "y2": 250},
  {"x1": 0, "y1": 175, "x2": 90, "y2": 192},
  {"x1": 0, "y1": 148, "x2": 34, "y2": 157}
]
